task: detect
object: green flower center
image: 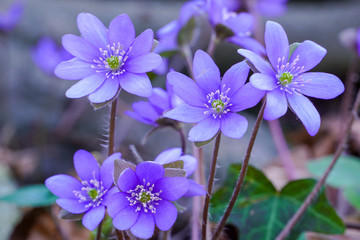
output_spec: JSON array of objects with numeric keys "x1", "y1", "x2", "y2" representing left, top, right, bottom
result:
[
  {"x1": 87, "y1": 188, "x2": 98, "y2": 200},
  {"x1": 106, "y1": 56, "x2": 120, "y2": 70},
  {"x1": 279, "y1": 72, "x2": 294, "y2": 85},
  {"x1": 212, "y1": 100, "x2": 225, "y2": 112},
  {"x1": 139, "y1": 192, "x2": 151, "y2": 203}
]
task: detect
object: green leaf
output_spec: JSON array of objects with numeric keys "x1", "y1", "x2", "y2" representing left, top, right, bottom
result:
[
  {"x1": 215, "y1": 23, "x2": 234, "y2": 40},
  {"x1": 114, "y1": 159, "x2": 136, "y2": 185},
  {"x1": 289, "y1": 42, "x2": 300, "y2": 59},
  {"x1": 59, "y1": 209, "x2": 84, "y2": 220},
  {"x1": 307, "y1": 155, "x2": 360, "y2": 189},
  {"x1": 0, "y1": 184, "x2": 57, "y2": 207},
  {"x1": 160, "y1": 50, "x2": 178, "y2": 58},
  {"x1": 163, "y1": 160, "x2": 184, "y2": 169},
  {"x1": 91, "y1": 91, "x2": 120, "y2": 109},
  {"x1": 164, "y1": 168, "x2": 186, "y2": 177},
  {"x1": 344, "y1": 188, "x2": 360, "y2": 211},
  {"x1": 177, "y1": 17, "x2": 196, "y2": 46},
  {"x1": 194, "y1": 132, "x2": 218, "y2": 147},
  {"x1": 210, "y1": 164, "x2": 345, "y2": 240}
]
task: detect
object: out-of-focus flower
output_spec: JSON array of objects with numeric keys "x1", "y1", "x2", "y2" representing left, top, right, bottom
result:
[
  {"x1": 164, "y1": 50, "x2": 264, "y2": 142},
  {"x1": 108, "y1": 161, "x2": 189, "y2": 239},
  {"x1": 45, "y1": 150, "x2": 120, "y2": 231},
  {"x1": 220, "y1": 0, "x2": 288, "y2": 17},
  {"x1": 338, "y1": 28, "x2": 359, "y2": 52},
  {"x1": 31, "y1": 37, "x2": 72, "y2": 75},
  {"x1": 125, "y1": 80, "x2": 182, "y2": 127},
  {"x1": 255, "y1": 0, "x2": 289, "y2": 17},
  {"x1": 156, "y1": 0, "x2": 205, "y2": 54},
  {"x1": 207, "y1": 0, "x2": 265, "y2": 55},
  {"x1": 358, "y1": 28, "x2": 360, "y2": 56},
  {"x1": 239, "y1": 21, "x2": 344, "y2": 136},
  {"x1": 54, "y1": 13, "x2": 162, "y2": 104},
  {"x1": 0, "y1": 1, "x2": 23, "y2": 32},
  {"x1": 154, "y1": 147, "x2": 206, "y2": 197}
]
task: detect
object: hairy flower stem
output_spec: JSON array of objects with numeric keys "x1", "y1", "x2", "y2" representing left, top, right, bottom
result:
[
  {"x1": 212, "y1": 100, "x2": 266, "y2": 240},
  {"x1": 340, "y1": 55, "x2": 359, "y2": 123},
  {"x1": 268, "y1": 119, "x2": 297, "y2": 180},
  {"x1": 178, "y1": 127, "x2": 186, "y2": 154},
  {"x1": 192, "y1": 145, "x2": 205, "y2": 240},
  {"x1": 97, "y1": 99, "x2": 118, "y2": 240},
  {"x1": 115, "y1": 229, "x2": 125, "y2": 240},
  {"x1": 181, "y1": 44, "x2": 205, "y2": 240},
  {"x1": 202, "y1": 134, "x2": 222, "y2": 240},
  {"x1": 182, "y1": 44, "x2": 194, "y2": 79},
  {"x1": 96, "y1": 220, "x2": 103, "y2": 240},
  {"x1": 275, "y1": 90, "x2": 360, "y2": 240},
  {"x1": 206, "y1": 30, "x2": 217, "y2": 57},
  {"x1": 108, "y1": 99, "x2": 118, "y2": 156}
]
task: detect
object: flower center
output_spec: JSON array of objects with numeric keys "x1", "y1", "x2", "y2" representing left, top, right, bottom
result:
[
  {"x1": 204, "y1": 85, "x2": 232, "y2": 119},
  {"x1": 211, "y1": 99, "x2": 225, "y2": 113},
  {"x1": 106, "y1": 56, "x2": 120, "y2": 70},
  {"x1": 139, "y1": 192, "x2": 151, "y2": 203},
  {"x1": 275, "y1": 55, "x2": 310, "y2": 95},
  {"x1": 279, "y1": 72, "x2": 293, "y2": 85},
  {"x1": 73, "y1": 176, "x2": 107, "y2": 208},
  {"x1": 126, "y1": 180, "x2": 162, "y2": 214},
  {"x1": 92, "y1": 42, "x2": 131, "y2": 79},
  {"x1": 87, "y1": 188, "x2": 98, "y2": 200}
]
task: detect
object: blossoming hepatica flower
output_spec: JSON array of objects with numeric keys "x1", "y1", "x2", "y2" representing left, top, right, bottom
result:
[
  {"x1": 164, "y1": 50, "x2": 265, "y2": 142},
  {"x1": 238, "y1": 21, "x2": 344, "y2": 136},
  {"x1": 108, "y1": 161, "x2": 189, "y2": 239},
  {"x1": 54, "y1": 13, "x2": 162, "y2": 104},
  {"x1": 45, "y1": 150, "x2": 120, "y2": 231}
]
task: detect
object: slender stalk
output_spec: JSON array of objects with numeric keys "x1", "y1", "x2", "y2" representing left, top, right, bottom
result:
[
  {"x1": 178, "y1": 127, "x2": 186, "y2": 153},
  {"x1": 275, "y1": 90, "x2": 360, "y2": 240},
  {"x1": 163, "y1": 229, "x2": 172, "y2": 240},
  {"x1": 206, "y1": 30, "x2": 217, "y2": 57},
  {"x1": 212, "y1": 100, "x2": 266, "y2": 240},
  {"x1": 97, "y1": 99, "x2": 118, "y2": 240},
  {"x1": 340, "y1": 55, "x2": 359, "y2": 122},
  {"x1": 268, "y1": 119, "x2": 297, "y2": 180},
  {"x1": 108, "y1": 99, "x2": 118, "y2": 156},
  {"x1": 181, "y1": 43, "x2": 206, "y2": 240},
  {"x1": 182, "y1": 44, "x2": 194, "y2": 79},
  {"x1": 192, "y1": 145, "x2": 205, "y2": 240},
  {"x1": 202, "y1": 134, "x2": 222, "y2": 240},
  {"x1": 115, "y1": 229, "x2": 125, "y2": 240},
  {"x1": 96, "y1": 220, "x2": 103, "y2": 240}
]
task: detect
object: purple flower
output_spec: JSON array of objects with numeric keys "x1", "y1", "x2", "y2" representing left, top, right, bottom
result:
[
  {"x1": 154, "y1": 148, "x2": 206, "y2": 197},
  {"x1": 125, "y1": 81, "x2": 182, "y2": 127},
  {"x1": 238, "y1": 21, "x2": 345, "y2": 136},
  {"x1": 0, "y1": 1, "x2": 23, "y2": 32},
  {"x1": 54, "y1": 13, "x2": 162, "y2": 104},
  {"x1": 207, "y1": 0, "x2": 265, "y2": 55},
  {"x1": 357, "y1": 28, "x2": 360, "y2": 56},
  {"x1": 256, "y1": 0, "x2": 289, "y2": 17},
  {"x1": 45, "y1": 150, "x2": 120, "y2": 231},
  {"x1": 107, "y1": 161, "x2": 189, "y2": 239},
  {"x1": 31, "y1": 37, "x2": 72, "y2": 75},
  {"x1": 164, "y1": 50, "x2": 264, "y2": 142},
  {"x1": 156, "y1": 0, "x2": 205, "y2": 54}
]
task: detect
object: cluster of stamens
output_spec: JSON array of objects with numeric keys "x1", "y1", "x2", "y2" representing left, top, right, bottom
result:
[
  {"x1": 204, "y1": 85, "x2": 232, "y2": 119},
  {"x1": 73, "y1": 176, "x2": 107, "y2": 208},
  {"x1": 91, "y1": 42, "x2": 131, "y2": 79},
  {"x1": 126, "y1": 179, "x2": 162, "y2": 214},
  {"x1": 275, "y1": 55, "x2": 310, "y2": 95}
]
